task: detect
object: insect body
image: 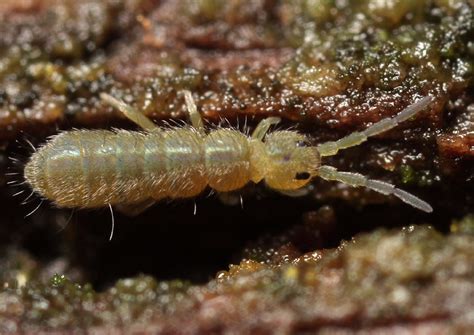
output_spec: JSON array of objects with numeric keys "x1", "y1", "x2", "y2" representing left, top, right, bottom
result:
[{"x1": 24, "y1": 92, "x2": 433, "y2": 214}]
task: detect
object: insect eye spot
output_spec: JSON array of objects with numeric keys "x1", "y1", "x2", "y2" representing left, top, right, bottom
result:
[
  {"x1": 296, "y1": 140, "x2": 310, "y2": 148},
  {"x1": 295, "y1": 172, "x2": 311, "y2": 180}
]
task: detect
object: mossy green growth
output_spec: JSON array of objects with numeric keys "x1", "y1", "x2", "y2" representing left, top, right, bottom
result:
[
  {"x1": 2, "y1": 0, "x2": 472, "y2": 130},
  {"x1": 400, "y1": 165, "x2": 416, "y2": 184},
  {"x1": 344, "y1": 226, "x2": 445, "y2": 284},
  {"x1": 187, "y1": 0, "x2": 225, "y2": 21},
  {"x1": 109, "y1": 275, "x2": 190, "y2": 310},
  {"x1": 279, "y1": 1, "x2": 473, "y2": 96},
  {"x1": 308, "y1": 0, "x2": 336, "y2": 19},
  {"x1": 0, "y1": 0, "x2": 153, "y2": 60},
  {"x1": 451, "y1": 214, "x2": 474, "y2": 234},
  {"x1": 49, "y1": 274, "x2": 68, "y2": 288},
  {"x1": 400, "y1": 166, "x2": 438, "y2": 187},
  {"x1": 0, "y1": 46, "x2": 111, "y2": 121},
  {"x1": 360, "y1": 0, "x2": 426, "y2": 26},
  {"x1": 16, "y1": 274, "x2": 98, "y2": 329},
  {"x1": 0, "y1": 273, "x2": 191, "y2": 331},
  {"x1": 0, "y1": 224, "x2": 472, "y2": 332}
]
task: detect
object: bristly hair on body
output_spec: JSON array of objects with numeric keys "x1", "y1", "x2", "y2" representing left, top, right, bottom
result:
[{"x1": 21, "y1": 90, "x2": 433, "y2": 220}]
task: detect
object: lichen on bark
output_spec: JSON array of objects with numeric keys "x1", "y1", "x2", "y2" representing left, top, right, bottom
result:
[{"x1": 0, "y1": 0, "x2": 472, "y2": 333}]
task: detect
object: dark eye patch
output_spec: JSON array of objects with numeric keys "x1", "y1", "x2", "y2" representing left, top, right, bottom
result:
[
  {"x1": 296, "y1": 140, "x2": 310, "y2": 147},
  {"x1": 295, "y1": 172, "x2": 311, "y2": 180}
]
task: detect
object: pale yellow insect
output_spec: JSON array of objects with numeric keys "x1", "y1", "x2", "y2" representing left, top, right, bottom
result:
[{"x1": 24, "y1": 91, "x2": 433, "y2": 216}]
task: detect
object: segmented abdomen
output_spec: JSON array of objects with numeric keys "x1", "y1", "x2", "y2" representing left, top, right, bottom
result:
[{"x1": 24, "y1": 127, "x2": 252, "y2": 208}]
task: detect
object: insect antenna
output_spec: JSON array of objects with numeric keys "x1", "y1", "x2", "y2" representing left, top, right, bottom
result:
[
  {"x1": 317, "y1": 96, "x2": 433, "y2": 157},
  {"x1": 318, "y1": 165, "x2": 433, "y2": 213}
]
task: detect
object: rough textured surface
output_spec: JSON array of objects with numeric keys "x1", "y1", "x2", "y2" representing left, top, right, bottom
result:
[
  {"x1": 0, "y1": 220, "x2": 473, "y2": 334},
  {"x1": 0, "y1": 0, "x2": 473, "y2": 333},
  {"x1": 1, "y1": 0, "x2": 472, "y2": 210}
]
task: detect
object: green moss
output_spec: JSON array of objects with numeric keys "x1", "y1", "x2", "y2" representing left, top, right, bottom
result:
[
  {"x1": 451, "y1": 214, "x2": 474, "y2": 234},
  {"x1": 188, "y1": 0, "x2": 225, "y2": 22},
  {"x1": 1, "y1": 1, "x2": 472, "y2": 127},
  {"x1": 0, "y1": 0, "x2": 472, "y2": 332},
  {"x1": 399, "y1": 166, "x2": 438, "y2": 187},
  {"x1": 360, "y1": 0, "x2": 426, "y2": 26},
  {"x1": 278, "y1": 0, "x2": 473, "y2": 96},
  {"x1": 400, "y1": 165, "x2": 416, "y2": 184},
  {"x1": 0, "y1": 224, "x2": 472, "y2": 332},
  {"x1": 49, "y1": 274, "x2": 68, "y2": 288}
]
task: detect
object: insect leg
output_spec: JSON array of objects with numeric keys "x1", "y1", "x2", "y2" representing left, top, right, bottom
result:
[
  {"x1": 182, "y1": 90, "x2": 205, "y2": 134},
  {"x1": 318, "y1": 165, "x2": 433, "y2": 213},
  {"x1": 251, "y1": 117, "x2": 281, "y2": 141},
  {"x1": 317, "y1": 96, "x2": 433, "y2": 157},
  {"x1": 114, "y1": 199, "x2": 156, "y2": 217},
  {"x1": 100, "y1": 93, "x2": 157, "y2": 131}
]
